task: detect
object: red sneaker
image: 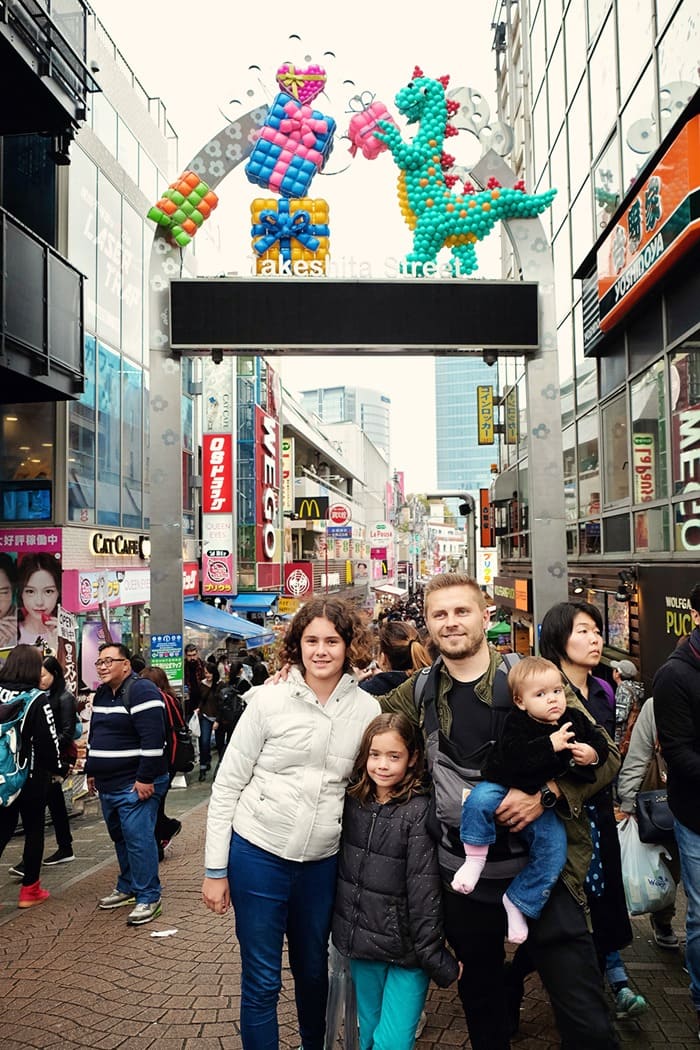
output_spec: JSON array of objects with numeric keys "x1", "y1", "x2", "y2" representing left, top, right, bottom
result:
[{"x1": 18, "y1": 881, "x2": 50, "y2": 908}]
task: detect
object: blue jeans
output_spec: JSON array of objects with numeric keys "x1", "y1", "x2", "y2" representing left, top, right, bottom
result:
[
  {"x1": 350, "y1": 959, "x2": 429, "y2": 1050},
  {"x1": 461, "y1": 780, "x2": 567, "y2": 919},
  {"x1": 229, "y1": 833, "x2": 338, "y2": 1050},
  {"x1": 674, "y1": 818, "x2": 700, "y2": 1008},
  {"x1": 199, "y1": 714, "x2": 215, "y2": 768},
  {"x1": 99, "y1": 774, "x2": 169, "y2": 904}
]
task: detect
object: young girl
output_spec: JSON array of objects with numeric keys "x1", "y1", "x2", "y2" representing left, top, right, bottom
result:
[{"x1": 332, "y1": 713, "x2": 459, "y2": 1050}]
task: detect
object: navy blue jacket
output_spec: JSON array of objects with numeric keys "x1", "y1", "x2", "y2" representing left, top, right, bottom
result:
[{"x1": 86, "y1": 673, "x2": 167, "y2": 791}]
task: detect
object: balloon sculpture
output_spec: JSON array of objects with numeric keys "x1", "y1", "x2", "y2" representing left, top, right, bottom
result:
[
  {"x1": 251, "y1": 197, "x2": 329, "y2": 274},
  {"x1": 147, "y1": 171, "x2": 219, "y2": 247},
  {"x1": 376, "y1": 67, "x2": 557, "y2": 275}
]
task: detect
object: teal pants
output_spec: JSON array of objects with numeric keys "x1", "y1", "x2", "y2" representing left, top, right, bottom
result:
[{"x1": 349, "y1": 959, "x2": 429, "y2": 1050}]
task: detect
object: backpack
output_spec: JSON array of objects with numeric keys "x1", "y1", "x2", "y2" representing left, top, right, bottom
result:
[
  {"x1": 0, "y1": 688, "x2": 42, "y2": 807},
  {"x1": 160, "y1": 689, "x2": 196, "y2": 774},
  {"x1": 216, "y1": 685, "x2": 246, "y2": 729}
]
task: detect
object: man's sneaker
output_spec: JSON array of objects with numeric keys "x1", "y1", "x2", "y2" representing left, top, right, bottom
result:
[
  {"x1": 98, "y1": 889, "x2": 136, "y2": 910},
  {"x1": 615, "y1": 987, "x2": 648, "y2": 1018},
  {"x1": 8, "y1": 862, "x2": 24, "y2": 878},
  {"x1": 44, "y1": 848, "x2": 75, "y2": 866},
  {"x1": 651, "y1": 916, "x2": 680, "y2": 949},
  {"x1": 126, "y1": 900, "x2": 162, "y2": 926}
]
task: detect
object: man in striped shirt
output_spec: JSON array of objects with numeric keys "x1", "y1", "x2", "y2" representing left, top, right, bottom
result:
[{"x1": 86, "y1": 643, "x2": 168, "y2": 926}]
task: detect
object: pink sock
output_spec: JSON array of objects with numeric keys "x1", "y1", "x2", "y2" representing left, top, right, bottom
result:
[
  {"x1": 503, "y1": 894, "x2": 529, "y2": 944},
  {"x1": 451, "y1": 845, "x2": 489, "y2": 894}
]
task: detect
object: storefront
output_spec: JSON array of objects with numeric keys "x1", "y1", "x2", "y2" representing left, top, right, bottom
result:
[{"x1": 493, "y1": 575, "x2": 533, "y2": 655}]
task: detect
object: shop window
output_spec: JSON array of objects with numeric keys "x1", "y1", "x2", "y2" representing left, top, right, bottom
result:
[
  {"x1": 602, "y1": 394, "x2": 630, "y2": 505},
  {"x1": 606, "y1": 592, "x2": 630, "y2": 650},
  {"x1": 0, "y1": 403, "x2": 55, "y2": 522},
  {"x1": 579, "y1": 521, "x2": 601, "y2": 554},
  {"x1": 599, "y1": 335, "x2": 627, "y2": 398},
  {"x1": 68, "y1": 334, "x2": 96, "y2": 523},
  {"x1": 97, "y1": 344, "x2": 122, "y2": 526},
  {"x1": 670, "y1": 346, "x2": 700, "y2": 554},
  {"x1": 603, "y1": 513, "x2": 631, "y2": 552},
  {"x1": 577, "y1": 412, "x2": 600, "y2": 517},
  {"x1": 631, "y1": 360, "x2": 668, "y2": 503},
  {"x1": 634, "y1": 506, "x2": 670, "y2": 551},
  {"x1": 566, "y1": 526, "x2": 579, "y2": 555}
]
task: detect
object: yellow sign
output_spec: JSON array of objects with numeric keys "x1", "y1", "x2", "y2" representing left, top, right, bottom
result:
[
  {"x1": 278, "y1": 597, "x2": 300, "y2": 613},
  {"x1": 505, "y1": 388, "x2": 518, "y2": 445},
  {"x1": 477, "y1": 386, "x2": 494, "y2": 446}
]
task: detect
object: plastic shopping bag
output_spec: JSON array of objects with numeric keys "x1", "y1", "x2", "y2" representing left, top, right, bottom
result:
[
  {"x1": 618, "y1": 816, "x2": 675, "y2": 915},
  {"x1": 325, "y1": 942, "x2": 358, "y2": 1050},
  {"x1": 187, "y1": 712, "x2": 201, "y2": 738}
]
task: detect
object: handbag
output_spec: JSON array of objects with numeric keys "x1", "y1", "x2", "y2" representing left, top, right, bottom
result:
[
  {"x1": 635, "y1": 739, "x2": 674, "y2": 844},
  {"x1": 171, "y1": 723, "x2": 196, "y2": 774}
]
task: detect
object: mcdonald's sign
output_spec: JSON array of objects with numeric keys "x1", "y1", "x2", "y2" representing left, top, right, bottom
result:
[{"x1": 295, "y1": 496, "x2": 329, "y2": 520}]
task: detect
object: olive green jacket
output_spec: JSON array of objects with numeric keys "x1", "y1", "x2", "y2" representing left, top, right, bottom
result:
[{"x1": 378, "y1": 647, "x2": 620, "y2": 909}]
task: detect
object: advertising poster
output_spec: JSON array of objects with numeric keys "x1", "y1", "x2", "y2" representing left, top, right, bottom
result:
[
  {"x1": 0, "y1": 527, "x2": 62, "y2": 653},
  {"x1": 202, "y1": 515, "x2": 234, "y2": 595},
  {"x1": 151, "y1": 633, "x2": 183, "y2": 688},
  {"x1": 81, "y1": 619, "x2": 122, "y2": 692}
]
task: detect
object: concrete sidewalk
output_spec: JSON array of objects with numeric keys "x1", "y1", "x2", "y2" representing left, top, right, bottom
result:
[{"x1": 0, "y1": 783, "x2": 697, "y2": 1049}]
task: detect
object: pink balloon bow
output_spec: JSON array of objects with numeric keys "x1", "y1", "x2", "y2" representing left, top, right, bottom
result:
[{"x1": 279, "y1": 101, "x2": 329, "y2": 149}]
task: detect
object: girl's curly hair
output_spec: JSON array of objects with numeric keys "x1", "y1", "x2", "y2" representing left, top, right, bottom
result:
[{"x1": 279, "y1": 597, "x2": 374, "y2": 674}]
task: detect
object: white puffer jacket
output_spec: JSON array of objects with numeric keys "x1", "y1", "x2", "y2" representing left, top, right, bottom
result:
[{"x1": 205, "y1": 667, "x2": 380, "y2": 869}]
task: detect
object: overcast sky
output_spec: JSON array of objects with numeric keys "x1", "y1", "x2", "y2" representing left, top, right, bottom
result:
[{"x1": 90, "y1": 0, "x2": 502, "y2": 491}]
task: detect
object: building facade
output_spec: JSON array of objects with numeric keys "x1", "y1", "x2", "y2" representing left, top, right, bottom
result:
[
  {"x1": 491, "y1": 0, "x2": 699, "y2": 689},
  {"x1": 299, "y1": 385, "x2": 392, "y2": 462}
]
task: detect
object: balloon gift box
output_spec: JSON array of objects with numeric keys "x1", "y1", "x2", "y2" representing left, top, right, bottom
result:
[
  {"x1": 251, "y1": 197, "x2": 329, "y2": 275},
  {"x1": 245, "y1": 93, "x2": 336, "y2": 199},
  {"x1": 347, "y1": 94, "x2": 396, "y2": 160},
  {"x1": 147, "y1": 171, "x2": 218, "y2": 246}
]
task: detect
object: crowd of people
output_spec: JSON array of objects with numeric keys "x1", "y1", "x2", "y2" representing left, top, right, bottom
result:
[{"x1": 1, "y1": 572, "x2": 698, "y2": 1049}]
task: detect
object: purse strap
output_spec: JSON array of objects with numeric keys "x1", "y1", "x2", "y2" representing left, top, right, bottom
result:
[{"x1": 640, "y1": 736, "x2": 668, "y2": 792}]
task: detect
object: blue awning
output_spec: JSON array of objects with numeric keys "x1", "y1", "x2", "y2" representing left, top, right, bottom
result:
[
  {"x1": 230, "y1": 593, "x2": 278, "y2": 613},
  {"x1": 183, "y1": 599, "x2": 275, "y2": 648}
]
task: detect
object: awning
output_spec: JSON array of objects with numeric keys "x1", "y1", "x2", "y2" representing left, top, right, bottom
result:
[
  {"x1": 491, "y1": 467, "x2": 518, "y2": 506},
  {"x1": 183, "y1": 599, "x2": 275, "y2": 647},
  {"x1": 230, "y1": 593, "x2": 278, "y2": 614},
  {"x1": 371, "y1": 584, "x2": 408, "y2": 597}
]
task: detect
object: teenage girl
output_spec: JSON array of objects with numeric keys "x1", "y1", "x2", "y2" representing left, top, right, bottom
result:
[{"x1": 332, "y1": 712, "x2": 460, "y2": 1050}]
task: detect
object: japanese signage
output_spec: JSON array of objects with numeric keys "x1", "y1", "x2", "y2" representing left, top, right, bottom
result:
[
  {"x1": 284, "y1": 561, "x2": 313, "y2": 598},
  {"x1": 0, "y1": 528, "x2": 62, "y2": 653},
  {"x1": 255, "y1": 407, "x2": 280, "y2": 566},
  {"x1": 477, "y1": 385, "x2": 495, "y2": 445},
  {"x1": 281, "y1": 437, "x2": 295, "y2": 511},
  {"x1": 183, "y1": 562, "x2": 200, "y2": 597},
  {"x1": 597, "y1": 114, "x2": 700, "y2": 332},
  {"x1": 505, "y1": 388, "x2": 518, "y2": 445},
  {"x1": 202, "y1": 516, "x2": 234, "y2": 594},
  {"x1": 202, "y1": 434, "x2": 233, "y2": 514},
  {"x1": 493, "y1": 575, "x2": 531, "y2": 613},
  {"x1": 62, "y1": 568, "x2": 150, "y2": 612},
  {"x1": 151, "y1": 633, "x2": 184, "y2": 688},
  {"x1": 480, "y1": 488, "x2": 495, "y2": 548}
]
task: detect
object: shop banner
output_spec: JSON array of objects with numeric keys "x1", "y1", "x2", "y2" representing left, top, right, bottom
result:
[
  {"x1": 183, "y1": 561, "x2": 200, "y2": 597},
  {"x1": 57, "y1": 607, "x2": 79, "y2": 697},
  {"x1": 281, "y1": 437, "x2": 295, "y2": 511},
  {"x1": 284, "y1": 561, "x2": 313, "y2": 598},
  {"x1": 255, "y1": 406, "x2": 280, "y2": 565},
  {"x1": 202, "y1": 434, "x2": 233, "y2": 514},
  {"x1": 0, "y1": 527, "x2": 62, "y2": 652},
  {"x1": 202, "y1": 515, "x2": 234, "y2": 594},
  {"x1": 62, "y1": 568, "x2": 150, "y2": 613}
]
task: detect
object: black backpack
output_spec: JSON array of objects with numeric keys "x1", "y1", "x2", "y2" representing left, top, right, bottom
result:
[{"x1": 216, "y1": 685, "x2": 246, "y2": 728}]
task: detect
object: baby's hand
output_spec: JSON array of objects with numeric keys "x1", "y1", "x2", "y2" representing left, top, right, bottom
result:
[
  {"x1": 549, "y1": 721, "x2": 575, "y2": 752},
  {"x1": 569, "y1": 741, "x2": 598, "y2": 765}
]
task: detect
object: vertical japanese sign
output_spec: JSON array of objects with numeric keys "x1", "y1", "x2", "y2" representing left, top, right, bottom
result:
[
  {"x1": 255, "y1": 406, "x2": 281, "y2": 586},
  {"x1": 477, "y1": 386, "x2": 495, "y2": 445},
  {"x1": 281, "y1": 437, "x2": 295, "y2": 512},
  {"x1": 202, "y1": 360, "x2": 236, "y2": 595}
]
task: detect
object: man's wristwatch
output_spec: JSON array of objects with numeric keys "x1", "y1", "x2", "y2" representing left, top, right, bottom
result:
[{"x1": 540, "y1": 785, "x2": 558, "y2": 809}]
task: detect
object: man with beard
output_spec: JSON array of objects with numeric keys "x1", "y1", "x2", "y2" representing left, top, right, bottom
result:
[{"x1": 378, "y1": 573, "x2": 620, "y2": 1050}]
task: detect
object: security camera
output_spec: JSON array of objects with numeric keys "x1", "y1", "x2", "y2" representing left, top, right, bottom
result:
[
  {"x1": 483, "y1": 350, "x2": 498, "y2": 366},
  {"x1": 211, "y1": 348, "x2": 223, "y2": 364}
]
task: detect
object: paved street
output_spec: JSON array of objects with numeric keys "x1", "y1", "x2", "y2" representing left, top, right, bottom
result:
[{"x1": 0, "y1": 781, "x2": 697, "y2": 1049}]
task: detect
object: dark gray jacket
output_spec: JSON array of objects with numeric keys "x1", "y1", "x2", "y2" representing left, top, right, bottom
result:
[{"x1": 332, "y1": 792, "x2": 459, "y2": 987}]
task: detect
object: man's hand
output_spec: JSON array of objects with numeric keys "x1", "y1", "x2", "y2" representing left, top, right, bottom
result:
[
  {"x1": 495, "y1": 787, "x2": 545, "y2": 833},
  {"x1": 133, "y1": 780, "x2": 154, "y2": 800},
  {"x1": 202, "y1": 876, "x2": 231, "y2": 915}
]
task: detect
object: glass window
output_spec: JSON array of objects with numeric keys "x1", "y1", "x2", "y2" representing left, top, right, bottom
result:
[
  {"x1": 658, "y1": 2, "x2": 700, "y2": 140},
  {"x1": 602, "y1": 393, "x2": 630, "y2": 505},
  {"x1": 182, "y1": 395, "x2": 194, "y2": 516},
  {"x1": 552, "y1": 224, "x2": 572, "y2": 324},
  {"x1": 670, "y1": 347, "x2": 700, "y2": 554},
  {"x1": 96, "y1": 173, "x2": 122, "y2": 347},
  {"x1": 549, "y1": 128, "x2": 570, "y2": 234},
  {"x1": 558, "y1": 314, "x2": 575, "y2": 427},
  {"x1": 655, "y1": 0, "x2": 679, "y2": 33},
  {"x1": 122, "y1": 360, "x2": 143, "y2": 528},
  {"x1": 68, "y1": 334, "x2": 96, "y2": 523},
  {"x1": 621, "y1": 62, "x2": 658, "y2": 190},
  {"x1": 570, "y1": 179, "x2": 594, "y2": 267},
  {"x1": 587, "y1": 0, "x2": 612, "y2": 44},
  {"x1": 67, "y1": 145, "x2": 97, "y2": 332},
  {"x1": 518, "y1": 379, "x2": 529, "y2": 459},
  {"x1": 139, "y1": 151, "x2": 159, "y2": 207},
  {"x1": 603, "y1": 513, "x2": 631, "y2": 551},
  {"x1": 91, "y1": 92, "x2": 117, "y2": 156},
  {"x1": 0, "y1": 403, "x2": 56, "y2": 522},
  {"x1": 532, "y1": 86, "x2": 550, "y2": 185},
  {"x1": 578, "y1": 412, "x2": 600, "y2": 517},
  {"x1": 547, "y1": 36, "x2": 567, "y2": 142},
  {"x1": 579, "y1": 520, "x2": 602, "y2": 553},
  {"x1": 121, "y1": 202, "x2": 143, "y2": 363},
  {"x1": 628, "y1": 298, "x2": 663, "y2": 372},
  {"x1": 618, "y1": 0, "x2": 654, "y2": 102},
  {"x1": 546, "y1": 0, "x2": 564, "y2": 56},
  {"x1": 594, "y1": 134, "x2": 621, "y2": 235},
  {"x1": 634, "y1": 505, "x2": 671, "y2": 551},
  {"x1": 574, "y1": 300, "x2": 599, "y2": 412},
  {"x1": 589, "y1": 14, "x2": 617, "y2": 159},
  {"x1": 117, "y1": 119, "x2": 139, "y2": 186},
  {"x1": 567, "y1": 77, "x2": 591, "y2": 195},
  {"x1": 599, "y1": 334, "x2": 627, "y2": 397},
  {"x1": 563, "y1": 425, "x2": 577, "y2": 522},
  {"x1": 143, "y1": 375, "x2": 150, "y2": 530},
  {"x1": 97, "y1": 344, "x2": 121, "y2": 525},
  {"x1": 565, "y1": 0, "x2": 586, "y2": 97},
  {"x1": 530, "y1": 6, "x2": 547, "y2": 98}
]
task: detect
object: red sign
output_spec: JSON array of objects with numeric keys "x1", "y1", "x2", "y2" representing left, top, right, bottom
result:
[
  {"x1": 255, "y1": 407, "x2": 279, "y2": 563},
  {"x1": 202, "y1": 434, "x2": 233, "y2": 513},
  {"x1": 329, "y1": 503, "x2": 350, "y2": 525},
  {"x1": 284, "y1": 561, "x2": 313, "y2": 598},
  {"x1": 480, "y1": 488, "x2": 495, "y2": 548},
  {"x1": 183, "y1": 562, "x2": 200, "y2": 596}
]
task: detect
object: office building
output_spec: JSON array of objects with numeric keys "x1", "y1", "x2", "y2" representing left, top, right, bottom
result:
[{"x1": 299, "y1": 385, "x2": 391, "y2": 462}]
